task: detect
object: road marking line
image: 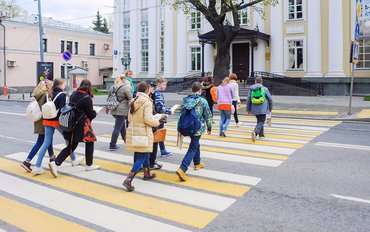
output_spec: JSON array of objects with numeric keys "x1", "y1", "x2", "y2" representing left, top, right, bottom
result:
[
  {"x1": 266, "y1": 110, "x2": 339, "y2": 116},
  {"x1": 7, "y1": 152, "x2": 237, "y2": 212},
  {"x1": 97, "y1": 135, "x2": 289, "y2": 161},
  {"x1": 331, "y1": 194, "x2": 370, "y2": 204},
  {"x1": 165, "y1": 135, "x2": 298, "y2": 154},
  {"x1": 54, "y1": 144, "x2": 261, "y2": 186},
  {"x1": 315, "y1": 142, "x2": 370, "y2": 151},
  {"x1": 0, "y1": 195, "x2": 94, "y2": 232},
  {"x1": 165, "y1": 130, "x2": 308, "y2": 145},
  {"x1": 0, "y1": 158, "x2": 217, "y2": 229},
  {"x1": 164, "y1": 124, "x2": 316, "y2": 139},
  {"x1": 357, "y1": 109, "x2": 370, "y2": 118},
  {"x1": 166, "y1": 121, "x2": 322, "y2": 136},
  {"x1": 0, "y1": 134, "x2": 35, "y2": 144},
  {"x1": 0, "y1": 111, "x2": 26, "y2": 116},
  {"x1": 164, "y1": 146, "x2": 283, "y2": 167}
]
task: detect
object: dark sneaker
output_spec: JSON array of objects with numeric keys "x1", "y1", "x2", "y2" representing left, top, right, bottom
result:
[
  {"x1": 20, "y1": 161, "x2": 32, "y2": 172},
  {"x1": 221, "y1": 132, "x2": 227, "y2": 137},
  {"x1": 150, "y1": 162, "x2": 163, "y2": 170},
  {"x1": 109, "y1": 145, "x2": 120, "y2": 151}
]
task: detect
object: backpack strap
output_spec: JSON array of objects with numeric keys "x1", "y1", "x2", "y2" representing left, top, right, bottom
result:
[{"x1": 52, "y1": 92, "x2": 64, "y2": 103}]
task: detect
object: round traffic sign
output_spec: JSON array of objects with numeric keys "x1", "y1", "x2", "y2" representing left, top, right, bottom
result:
[
  {"x1": 62, "y1": 51, "x2": 72, "y2": 61},
  {"x1": 355, "y1": 23, "x2": 360, "y2": 40}
]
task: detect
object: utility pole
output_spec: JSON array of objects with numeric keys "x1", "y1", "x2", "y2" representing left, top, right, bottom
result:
[{"x1": 36, "y1": 0, "x2": 44, "y2": 62}]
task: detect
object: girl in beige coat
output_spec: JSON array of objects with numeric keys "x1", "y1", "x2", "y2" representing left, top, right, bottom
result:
[{"x1": 123, "y1": 81, "x2": 161, "y2": 191}]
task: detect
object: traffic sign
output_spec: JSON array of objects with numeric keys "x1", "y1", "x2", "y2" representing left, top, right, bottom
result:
[
  {"x1": 352, "y1": 41, "x2": 359, "y2": 64},
  {"x1": 114, "y1": 50, "x2": 118, "y2": 55},
  {"x1": 62, "y1": 51, "x2": 72, "y2": 61}
]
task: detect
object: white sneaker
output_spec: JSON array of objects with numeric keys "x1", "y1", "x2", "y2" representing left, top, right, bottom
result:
[
  {"x1": 31, "y1": 167, "x2": 44, "y2": 175},
  {"x1": 251, "y1": 131, "x2": 256, "y2": 142},
  {"x1": 236, "y1": 122, "x2": 243, "y2": 127},
  {"x1": 71, "y1": 156, "x2": 84, "y2": 166},
  {"x1": 48, "y1": 161, "x2": 58, "y2": 177},
  {"x1": 86, "y1": 164, "x2": 100, "y2": 171}
]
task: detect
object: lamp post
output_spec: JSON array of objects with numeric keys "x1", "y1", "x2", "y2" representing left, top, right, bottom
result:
[
  {"x1": 0, "y1": 11, "x2": 13, "y2": 95},
  {"x1": 121, "y1": 56, "x2": 131, "y2": 71}
]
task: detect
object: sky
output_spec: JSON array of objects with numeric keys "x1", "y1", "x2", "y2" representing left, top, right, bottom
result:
[{"x1": 15, "y1": 0, "x2": 114, "y2": 28}]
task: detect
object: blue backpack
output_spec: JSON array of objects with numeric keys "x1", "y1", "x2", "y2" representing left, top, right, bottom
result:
[{"x1": 178, "y1": 105, "x2": 201, "y2": 137}]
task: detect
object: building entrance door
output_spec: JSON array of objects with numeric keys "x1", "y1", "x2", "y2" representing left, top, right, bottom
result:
[{"x1": 232, "y1": 43, "x2": 250, "y2": 82}]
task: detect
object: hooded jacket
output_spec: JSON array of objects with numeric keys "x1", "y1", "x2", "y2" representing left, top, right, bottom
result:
[
  {"x1": 178, "y1": 94, "x2": 212, "y2": 136},
  {"x1": 125, "y1": 92, "x2": 160, "y2": 152},
  {"x1": 246, "y1": 83, "x2": 273, "y2": 115}
]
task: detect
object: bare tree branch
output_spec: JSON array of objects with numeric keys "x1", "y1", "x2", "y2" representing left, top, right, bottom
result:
[{"x1": 237, "y1": 0, "x2": 265, "y2": 10}]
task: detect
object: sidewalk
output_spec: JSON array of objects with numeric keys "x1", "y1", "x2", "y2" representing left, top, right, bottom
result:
[{"x1": 1, "y1": 93, "x2": 370, "y2": 121}]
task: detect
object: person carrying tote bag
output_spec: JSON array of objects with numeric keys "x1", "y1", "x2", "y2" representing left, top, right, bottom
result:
[{"x1": 123, "y1": 81, "x2": 161, "y2": 192}]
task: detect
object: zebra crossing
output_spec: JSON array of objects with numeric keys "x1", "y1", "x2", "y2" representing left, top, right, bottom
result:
[{"x1": 0, "y1": 116, "x2": 342, "y2": 231}]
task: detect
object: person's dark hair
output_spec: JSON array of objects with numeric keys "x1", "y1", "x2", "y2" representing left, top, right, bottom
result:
[
  {"x1": 192, "y1": 82, "x2": 203, "y2": 93},
  {"x1": 77, "y1": 79, "x2": 93, "y2": 98},
  {"x1": 130, "y1": 81, "x2": 150, "y2": 114}
]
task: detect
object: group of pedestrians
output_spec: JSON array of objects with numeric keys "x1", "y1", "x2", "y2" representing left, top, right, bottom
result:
[{"x1": 21, "y1": 70, "x2": 272, "y2": 192}]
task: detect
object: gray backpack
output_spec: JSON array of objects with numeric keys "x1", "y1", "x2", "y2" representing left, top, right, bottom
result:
[{"x1": 105, "y1": 85, "x2": 124, "y2": 110}]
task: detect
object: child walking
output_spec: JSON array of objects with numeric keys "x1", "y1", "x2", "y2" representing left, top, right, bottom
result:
[{"x1": 216, "y1": 77, "x2": 233, "y2": 137}]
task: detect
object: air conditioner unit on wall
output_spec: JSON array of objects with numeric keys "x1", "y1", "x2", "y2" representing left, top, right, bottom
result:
[
  {"x1": 81, "y1": 61, "x2": 89, "y2": 70},
  {"x1": 7, "y1": 60, "x2": 16, "y2": 67}
]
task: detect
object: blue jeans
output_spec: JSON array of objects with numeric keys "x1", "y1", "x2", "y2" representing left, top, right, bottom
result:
[
  {"x1": 35, "y1": 126, "x2": 76, "y2": 168},
  {"x1": 158, "y1": 123, "x2": 167, "y2": 152},
  {"x1": 232, "y1": 101, "x2": 239, "y2": 123},
  {"x1": 110, "y1": 115, "x2": 127, "y2": 146},
  {"x1": 132, "y1": 152, "x2": 150, "y2": 173},
  {"x1": 26, "y1": 134, "x2": 54, "y2": 162},
  {"x1": 180, "y1": 135, "x2": 201, "y2": 172},
  {"x1": 219, "y1": 110, "x2": 231, "y2": 135}
]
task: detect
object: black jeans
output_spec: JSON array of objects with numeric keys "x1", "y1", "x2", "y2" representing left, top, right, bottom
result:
[
  {"x1": 55, "y1": 142, "x2": 94, "y2": 166},
  {"x1": 254, "y1": 114, "x2": 266, "y2": 136},
  {"x1": 232, "y1": 101, "x2": 239, "y2": 124},
  {"x1": 110, "y1": 115, "x2": 126, "y2": 146}
]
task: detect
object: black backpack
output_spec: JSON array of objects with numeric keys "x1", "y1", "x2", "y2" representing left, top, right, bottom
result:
[{"x1": 59, "y1": 94, "x2": 89, "y2": 132}]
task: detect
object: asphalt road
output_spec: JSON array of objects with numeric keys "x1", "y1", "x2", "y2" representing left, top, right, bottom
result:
[{"x1": 0, "y1": 101, "x2": 369, "y2": 232}]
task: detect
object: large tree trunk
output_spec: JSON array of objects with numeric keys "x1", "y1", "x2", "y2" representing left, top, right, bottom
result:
[{"x1": 212, "y1": 28, "x2": 235, "y2": 85}]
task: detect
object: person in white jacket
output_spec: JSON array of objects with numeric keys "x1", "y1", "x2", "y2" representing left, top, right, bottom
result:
[{"x1": 229, "y1": 73, "x2": 242, "y2": 126}]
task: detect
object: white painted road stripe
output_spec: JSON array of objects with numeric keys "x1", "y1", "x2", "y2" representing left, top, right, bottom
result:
[
  {"x1": 165, "y1": 146, "x2": 283, "y2": 168},
  {"x1": 315, "y1": 142, "x2": 370, "y2": 151},
  {"x1": 7, "y1": 152, "x2": 236, "y2": 212},
  {"x1": 165, "y1": 135, "x2": 296, "y2": 156},
  {"x1": 331, "y1": 194, "x2": 370, "y2": 205},
  {"x1": 54, "y1": 144, "x2": 261, "y2": 186},
  {"x1": 164, "y1": 127, "x2": 308, "y2": 144},
  {"x1": 0, "y1": 134, "x2": 35, "y2": 144},
  {"x1": 165, "y1": 124, "x2": 317, "y2": 138},
  {"x1": 212, "y1": 120, "x2": 329, "y2": 132},
  {"x1": 0, "y1": 172, "x2": 190, "y2": 232},
  {"x1": 0, "y1": 111, "x2": 26, "y2": 116}
]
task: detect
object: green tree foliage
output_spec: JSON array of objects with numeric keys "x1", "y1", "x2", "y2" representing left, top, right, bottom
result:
[
  {"x1": 0, "y1": 0, "x2": 26, "y2": 17},
  {"x1": 92, "y1": 11, "x2": 109, "y2": 33}
]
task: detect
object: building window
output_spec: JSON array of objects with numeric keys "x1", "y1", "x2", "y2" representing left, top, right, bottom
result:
[
  {"x1": 66, "y1": 41, "x2": 73, "y2": 53},
  {"x1": 74, "y1": 42, "x2": 79, "y2": 54},
  {"x1": 141, "y1": 0, "x2": 148, "y2": 8},
  {"x1": 123, "y1": 0, "x2": 129, "y2": 11},
  {"x1": 141, "y1": 51, "x2": 149, "y2": 72},
  {"x1": 288, "y1": 40, "x2": 304, "y2": 70},
  {"x1": 160, "y1": 21, "x2": 164, "y2": 72},
  {"x1": 61, "y1": 65, "x2": 73, "y2": 79},
  {"x1": 189, "y1": 9, "x2": 201, "y2": 30},
  {"x1": 42, "y1": 38, "x2": 47, "y2": 52},
  {"x1": 141, "y1": 9, "x2": 149, "y2": 72},
  {"x1": 288, "y1": 0, "x2": 303, "y2": 20},
  {"x1": 357, "y1": 37, "x2": 370, "y2": 69},
  {"x1": 60, "y1": 40, "x2": 65, "y2": 53},
  {"x1": 190, "y1": 47, "x2": 201, "y2": 71},
  {"x1": 240, "y1": 8, "x2": 249, "y2": 25},
  {"x1": 89, "y1": 43, "x2": 95, "y2": 56}
]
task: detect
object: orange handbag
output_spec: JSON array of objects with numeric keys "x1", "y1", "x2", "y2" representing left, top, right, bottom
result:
[{"x1": 153, "y1": 128, "x2": 167, "y2": 143}]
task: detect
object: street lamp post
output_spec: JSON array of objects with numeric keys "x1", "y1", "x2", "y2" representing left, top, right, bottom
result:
[
  {"x1": 121, "y1": 56, "x2": 131, "y2": 71},
  {"x1": 0, "y1": 11, "x2": 13, "y2": 95}
]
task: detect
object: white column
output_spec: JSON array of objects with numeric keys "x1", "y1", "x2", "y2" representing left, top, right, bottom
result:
[
  {"x1": 112, "y1": 0, "x2": 123, "y2": 77},
  {"x1": 176, "y1": 10, "x2": 187, "y2": 77},
  {"x1": 148, "y1": 0, "x2": 158, "y2": 77},
  {"x1": 164, "y1": 1, "x2": 176, "y2": 78},
  {"x1": 129, "y1": 0, "x2": 139, "y2": 74},
  {"x1": 254, "y1": 4, "x2": 266, "y2": 72},
  {"x1": 326, "y1": 0, "x2": 345, "y2": 77},
  {"x1": 270, "y1": 3, "x2": 284, "y2": 75},
  {"x1": 304, "y1": 0, "x2": 322, "y2": 77},
  {"x1": 203, "y1": 20, "x2": 214, "y2": 75}
]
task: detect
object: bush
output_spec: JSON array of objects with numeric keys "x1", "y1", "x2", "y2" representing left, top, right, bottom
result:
[
  {"x1": 364, "y1": 96, "x2": 370, "y2": 101},
  {"x1": 92, "y1": 87, "x2": 99, "y2": 94}
]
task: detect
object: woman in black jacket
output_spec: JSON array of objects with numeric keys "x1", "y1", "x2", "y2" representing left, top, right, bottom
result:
[{"x1": 48, "y1": 79, "x2": 99, "y2": 177}]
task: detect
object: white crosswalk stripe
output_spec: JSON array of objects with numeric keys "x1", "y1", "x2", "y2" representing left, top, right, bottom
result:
[{"x1": 0, "y1": 172, "x2": 190, "y2": 232}]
